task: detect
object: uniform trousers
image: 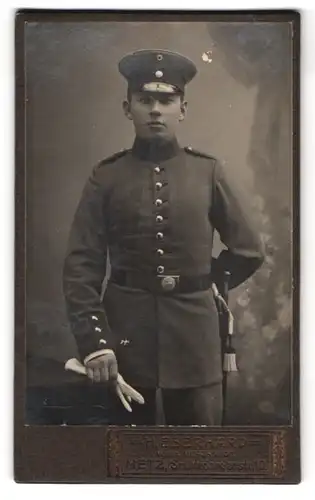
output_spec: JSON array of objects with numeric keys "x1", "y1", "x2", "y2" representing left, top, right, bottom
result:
[{"x1": 110, "y1": 382, "x2": 223, "y2": 426}]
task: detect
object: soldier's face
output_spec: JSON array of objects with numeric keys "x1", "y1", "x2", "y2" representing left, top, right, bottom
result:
[{"x1": 123, "y1": 92, "x2": 187, "y2": 140}]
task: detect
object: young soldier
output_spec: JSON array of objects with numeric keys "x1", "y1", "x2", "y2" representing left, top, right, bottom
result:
[{"x1": 63, "y1": 49, "x2": 264, "y2": 425}]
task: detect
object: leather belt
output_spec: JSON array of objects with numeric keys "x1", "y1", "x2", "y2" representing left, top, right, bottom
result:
[{"x1": 110, "y1": 270, "x2": 212, "y2": 294}]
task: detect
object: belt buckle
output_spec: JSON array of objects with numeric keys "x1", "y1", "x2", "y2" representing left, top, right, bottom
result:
[{"x1": 158, "y1": 275, "x2": 180, "y2": 291}]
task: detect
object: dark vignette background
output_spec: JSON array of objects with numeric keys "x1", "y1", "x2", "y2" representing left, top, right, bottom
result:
[{"x1": 25, "y1": 20, "x2": 293, "y2": 425}]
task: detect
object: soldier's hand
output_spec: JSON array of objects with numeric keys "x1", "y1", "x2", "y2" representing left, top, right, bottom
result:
[{"x1": 85, "y1": 351, "x2": 118, "y2": 383}]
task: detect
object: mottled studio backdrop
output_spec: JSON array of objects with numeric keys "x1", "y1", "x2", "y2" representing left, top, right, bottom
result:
[{"x1": 25, "y1": 20, "x2": 293, "y2": 425}]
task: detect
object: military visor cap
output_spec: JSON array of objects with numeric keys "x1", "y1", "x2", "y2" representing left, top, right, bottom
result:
[{"x1": 118, "y1": 49, "x2": 197, "y2": 94}]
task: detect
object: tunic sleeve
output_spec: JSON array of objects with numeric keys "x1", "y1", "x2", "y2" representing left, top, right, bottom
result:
[
  {"x1": 63, "y1": 165, "x2": 115, "y2": 361},
  {"x1": 210, "y1": 159, "x2": 265, "y2": 289}
]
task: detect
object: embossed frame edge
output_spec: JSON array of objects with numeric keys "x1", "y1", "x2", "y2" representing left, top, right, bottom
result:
[{"x1": 106, "y1": 426, "x2": 299, "y2": 483}]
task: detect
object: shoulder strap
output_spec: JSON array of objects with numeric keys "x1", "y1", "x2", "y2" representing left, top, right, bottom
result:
[
  {"x1": 184, "y1": 146, "x2": 216, "y2": 160},
  {"x1": 99, "y1": 148, "x2": 130, "y2": 166}
]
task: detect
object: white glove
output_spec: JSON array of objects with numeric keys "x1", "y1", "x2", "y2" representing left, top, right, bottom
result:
[{"x1": 65, "y1": 357, "x2": 145, "y2": 413}]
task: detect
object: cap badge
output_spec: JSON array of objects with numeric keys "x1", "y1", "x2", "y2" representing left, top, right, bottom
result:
[{"x1": 155, "y1": 70, "x2": 163, "y2": 78}]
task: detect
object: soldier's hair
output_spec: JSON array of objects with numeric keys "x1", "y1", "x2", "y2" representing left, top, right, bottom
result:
[{"x1": 127, "y1": 87, "x2": 185, "y2": 103}]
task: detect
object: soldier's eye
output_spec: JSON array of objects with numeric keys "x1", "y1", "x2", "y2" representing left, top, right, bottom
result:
[
  {"x1": 139, "y1": 97, "x2": 151, "y2": 104},
  {"x1": 159, "y1": 97, "x2": 172, "y2": 105}
]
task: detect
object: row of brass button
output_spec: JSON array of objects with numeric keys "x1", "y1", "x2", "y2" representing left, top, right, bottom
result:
[{"x1": 154, "y1": 165, "x2": 165, "y2": 274}]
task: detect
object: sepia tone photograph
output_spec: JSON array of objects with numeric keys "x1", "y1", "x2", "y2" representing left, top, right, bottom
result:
[{"x1": 15, "y1": 10, "x2": 299, "y2": 483}]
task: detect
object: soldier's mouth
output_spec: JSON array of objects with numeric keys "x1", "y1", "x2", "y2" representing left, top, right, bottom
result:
[{"x1": 147, "y1": 121, "x2": 165, "y2": 127}]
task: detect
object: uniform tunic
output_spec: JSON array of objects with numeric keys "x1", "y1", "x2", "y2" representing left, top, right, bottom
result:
[{"x1": 63, "y1": 137, "x2": 264, "y2": 389}]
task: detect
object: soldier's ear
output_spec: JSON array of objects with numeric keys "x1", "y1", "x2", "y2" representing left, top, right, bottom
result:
[
  {"x1": 179, "y1": 100, "x2": 187, "y2": 122},
  {"x1": 123, "y1": 100, "x2": 133, "y2": 120}
]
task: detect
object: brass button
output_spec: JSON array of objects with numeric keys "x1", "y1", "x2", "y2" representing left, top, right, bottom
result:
[
  {"x1": 154, "y1": 166, "x2": 161, "y2": 173},
  {"x1": 155, "y1": 199, "x2": 163, "y2": 206},
  {"x1": 157, "y1": 265, "x2": 165, "y2": 273},
  {"x1": 156, "y1": 232, "x2": 164, "y2": 239},
  {"x1": 156, "y1": 215, "x2": 163, "y2": 223},
  {"x1": 156, "y1": 182, "x2": 163, "y2": 190},
  {"x1": 157, "y1": 249, "x2": 164, "y2": 256}
]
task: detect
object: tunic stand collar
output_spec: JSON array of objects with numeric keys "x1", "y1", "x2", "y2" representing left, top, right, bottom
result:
[{"x1": 131, "y1": 136, "x2": 180, "y2": 162}]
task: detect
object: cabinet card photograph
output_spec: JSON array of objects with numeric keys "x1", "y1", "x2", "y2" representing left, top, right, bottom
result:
[{"x1": 15, "y1": 10, "x2": 300, "y2": 483}]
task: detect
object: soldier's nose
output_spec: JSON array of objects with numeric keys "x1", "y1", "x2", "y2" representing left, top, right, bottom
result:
[{"x1": 150, "y1": 101, "x2": 162, "y2": 115}]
